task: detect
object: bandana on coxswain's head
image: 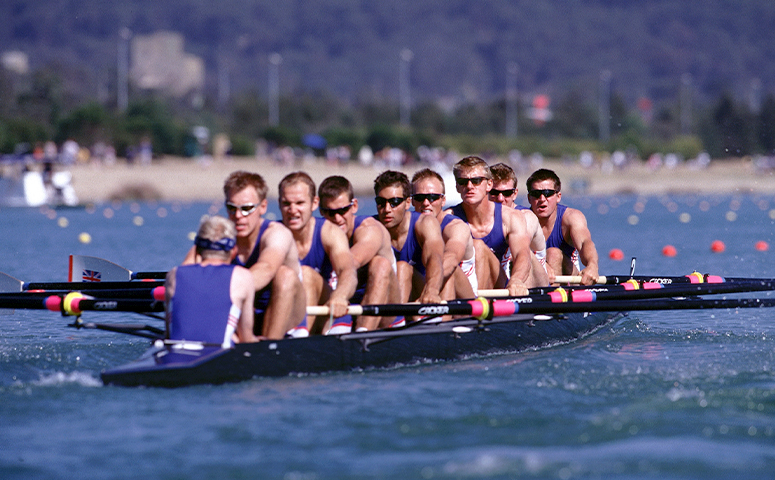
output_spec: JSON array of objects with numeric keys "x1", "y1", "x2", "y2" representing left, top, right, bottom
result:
[{"x1": 194, "y1": 235, "x2": 236, "y2": 252}]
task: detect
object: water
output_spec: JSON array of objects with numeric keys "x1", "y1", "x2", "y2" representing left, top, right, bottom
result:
[{"x1": 2, "y1": 194, "x2": 775, "y2": 479}]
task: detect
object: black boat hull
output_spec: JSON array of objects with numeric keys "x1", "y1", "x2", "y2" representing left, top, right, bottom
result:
[{"x1": 101, "y1": 311, "x2": 622, "y2": 387}]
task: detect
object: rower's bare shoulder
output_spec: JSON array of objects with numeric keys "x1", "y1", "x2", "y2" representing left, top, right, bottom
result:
[
  {"x1": 263, "y1": 220, "x2": 293, "y2": 239},
  {"x1": 353, "y1": 216, "x2": 386, "y2": 240},
  {"x1": 502, "y1": 205, "x2": 527, "y2": 230},
  {"x1": 562, "y1": 207, "x2": 589, "y2": 226},
  {"x1": 260, "y1": 221, "x2": 295, "y2": 252}
]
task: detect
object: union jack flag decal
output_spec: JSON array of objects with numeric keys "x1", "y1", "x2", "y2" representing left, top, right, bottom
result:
[{"x1": 82, "y1": 269, "x2": 101, "y2": 282}]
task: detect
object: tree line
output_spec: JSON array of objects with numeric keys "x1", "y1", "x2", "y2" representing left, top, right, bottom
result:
[{"x1": 1, "y1": 65, "x2": 774, "y2": 162}]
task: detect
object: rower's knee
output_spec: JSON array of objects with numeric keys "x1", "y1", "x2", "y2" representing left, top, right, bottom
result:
[
  {"x1": 368, "y1": 255, "x2": 393, "y2": 280},
  {"x1": 545, "y1": 247, "x2": 563, "y2": 274},
  {"x1": 274, "y1": 265, "x2": 303, "y2": 295}
]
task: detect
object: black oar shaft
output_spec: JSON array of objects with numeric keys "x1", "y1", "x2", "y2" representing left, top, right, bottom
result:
[
  {"x1": 357, "y1": 296, "x2": 775, "y2": 318},
  {"x1": 24, "y1": 280, "x2": 164, "y2": 290}
]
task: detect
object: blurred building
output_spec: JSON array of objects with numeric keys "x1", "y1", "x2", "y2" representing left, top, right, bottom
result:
[
  {"x1": 130, "y1": 31, "x2": 204, "y2": 98},
  {"x1": 1, "y1": 51, "x2": 29, "y2": 75}
]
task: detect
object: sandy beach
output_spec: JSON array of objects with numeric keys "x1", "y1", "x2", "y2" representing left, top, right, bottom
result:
[{"x1": 67, "y1": 155, "x2": 775, "y2": 204}]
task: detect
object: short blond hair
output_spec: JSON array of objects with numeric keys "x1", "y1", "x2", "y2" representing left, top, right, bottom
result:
[
  {"x1": 196, "y1": 215, "x2": 236, "y2": 260},
  {"x1": 453, "y1": 156, "x2": 491, "y2": 179}
]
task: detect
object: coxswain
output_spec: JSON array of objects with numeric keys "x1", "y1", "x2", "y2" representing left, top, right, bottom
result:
[{"x1": 166, "y1": 215, "x2": 257, "y2": 346}]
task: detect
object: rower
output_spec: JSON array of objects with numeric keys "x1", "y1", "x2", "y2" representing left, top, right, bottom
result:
[
  {"x1": 410, "y1": 168, "x2": 477, "y2": 301},
  {"x1": 318, "y1": 175, "x2": 399, "y2": 331},
  {"x1": 526, "y1": 168, "x2": 599, "y2": 285},
  {"x1": 279, "y1": 172, "x2": 358, "y2": 335},
  {"x1": 184, "y1": 171, "x2": 306, "y2": 339},
  {"x1": 447, "y1": 156, "x2": 546, "y2": 296},
  {"x1": 166, "y1": 215, "x2": 257, "y2": 346},
  {"x1": 488, "y1": 162, "x2": 549, "y2": 286},
  {"x1": 373, "y1": 170, "x2": 445, "y2": 304}
]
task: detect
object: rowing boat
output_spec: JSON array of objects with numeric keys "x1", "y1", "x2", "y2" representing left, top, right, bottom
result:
[
  {"x1": 101, "y1": 310, "x2": 622, "y2": 387},
  {"x1": 6, "y1": 256, "x2": 775, "y2": 388}
]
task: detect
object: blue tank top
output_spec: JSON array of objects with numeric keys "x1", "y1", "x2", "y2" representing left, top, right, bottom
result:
[
  {"x1": 232, "y1": 219, "x2": 272, "y2": 269},
  {"x1": 440, "y1": 213, "x2": 459, "y2": 231},
  {"x1": 380, "y1": 211, "x2": 425, "y2": 276},
  {"x1": 451, "y1": 202, "x2": 508, "y2": 259},
  {"x1": 351, "y1": 215, "x2": 368, "y2": 245},
  {"x1": 301, "y1": 218, "x2": 333, "y2": 280},
  {"x1": 546, "y1": 204, "x2": 576, "y2": 258},
  {"x1": 231, "y1": 219, "x2": 273, "y2": 312},
  {"x1": 170, "y1": 264, "x2": 236, "y2": 346}
]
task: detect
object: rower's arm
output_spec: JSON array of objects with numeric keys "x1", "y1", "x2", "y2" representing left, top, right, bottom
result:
[
  {"x1": 440, "y1": 219, "x2": 469, "y2": 281},
  {"x1": 505, "y1": 209, "x2": 531, "y2": 295},
  {"x1": 565, "y1": 209, "x2": 599, "y2": 285},
  {"x1": 181, "y1": 246, "x2": 198, "y2": 265},
  {"x1": 164, "y1": 267, "x2": 177, "y2": 338},
  {"x1": 415, "y1": 214, "x2": 445, "y2": 303},
  {"x1": 323, "y1": 221, "x2": 358, "y2": 317},
  {"x1": 250, "y1": 223, "x2": 295, "y2": 291},
  {"x1": 349, "y1": 220, "x2": 383, "y2": 269},
  {"x1": 232, "y1": 266, "x2": 258, "y2": 343}
]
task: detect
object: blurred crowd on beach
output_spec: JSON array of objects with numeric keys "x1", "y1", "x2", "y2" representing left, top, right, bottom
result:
[{"x1": 5, "y1": 135, "x2": 775, "y2": 179}]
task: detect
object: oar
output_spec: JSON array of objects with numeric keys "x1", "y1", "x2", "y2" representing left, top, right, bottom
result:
[
  {"x1": 0, "y1": 292, "x2": 164, "y2": 314},
  {"x1": 68, "y1": 255, "x2": 166, "y2": 282},
  {"x1": 550, "y1": 272, "x2": 738, "y2": 286},
  {"x1": 309, "y1": 278, "x2": 775, "y2": 316},
  {"x1": 479, "y1": 272, "x2": 775, "y2": 297},
  {"x1": 0, "y1": 287, "x2": 165, "y2": 301},
  {"x1": 332, "y1": 296, "x2": 775, "y2": 319},
  {"x1": 68, "y1": 319, "x2": 165, "y2": 340}
]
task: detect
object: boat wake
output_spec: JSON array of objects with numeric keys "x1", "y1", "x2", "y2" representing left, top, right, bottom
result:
[{"x1": 32, "y1": 371, "x2": 102, "y2": 388}]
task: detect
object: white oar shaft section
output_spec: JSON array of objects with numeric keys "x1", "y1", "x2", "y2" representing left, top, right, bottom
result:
[
  {"x1": 307, "y1": 305, "x2": 364, "y2": 316},
  {"x1": 554, "y1": 275, "x2": 608, "y2": 284},
  {"x1": 477, "y1": 276, "x2": 610, "y2": 298}
]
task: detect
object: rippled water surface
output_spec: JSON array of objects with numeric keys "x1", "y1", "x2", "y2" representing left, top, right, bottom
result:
[{"x1": 1, "y1": 194, "x2": 775, "y2": 479}]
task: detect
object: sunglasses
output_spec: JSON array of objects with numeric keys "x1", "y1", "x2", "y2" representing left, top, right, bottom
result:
[
  {"x1": 527, "y1": 189, "x2": 558, "y2": 199},
  {"x1": 455, "y1": 176, "x2": 487, "y2": 187},
  {"x1": 225, "y1": 202, "x2": 259, "y2": 217},
  {"x1": 375, "y1": 196, "x2": 407, "y2": 208},
  {"x1": 488, "y1": 188, "x2": 516, "y2": 197},
  {"x1": 412, "y1": 193, "x2": 444, "y2": 203},
  {"x1": 319, "y1": 202, "x2": 354, "y2": 217}
]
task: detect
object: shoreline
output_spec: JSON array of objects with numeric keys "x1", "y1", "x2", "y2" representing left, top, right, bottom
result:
[{"x1": 67, "y1": 156, "x2": 775, "y2": 204}]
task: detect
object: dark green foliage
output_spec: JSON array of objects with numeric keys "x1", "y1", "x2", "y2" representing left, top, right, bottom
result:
[{"x1": 2, "y1": 1, "x2": 775, "y2": 159}]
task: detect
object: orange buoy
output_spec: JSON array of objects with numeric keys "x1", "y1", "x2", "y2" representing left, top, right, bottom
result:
[
  {"x1": 608, "y1": 248, "x2": 624, "y2": 261},
  {"x1": 710, "y1": 240, "x2": 726, "y2": 253},
  {"x1": 755, "y1": 240, "x2": 769, "y2": 251},
  {"x1": 662, "y1": 245, "x2": 677, "y2": 257}
]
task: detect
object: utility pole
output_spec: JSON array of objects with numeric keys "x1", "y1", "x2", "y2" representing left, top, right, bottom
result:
[
  {"x1": 399, "y1": 49, "x2": 413, "y2": 127},
  {"x1": 506, "y1": 62, "x2": 518, "y2": 138},
  {"x1": 217, "y1": 47, "x2": 230, "y2": 109},
  {"x1": 268, "y1": 53, "x2": 282, "y2": 126},
  {"x1": 117, "y1": 27, "x2": 131, "y2": 112},
  {"x1": 680, "y1": 73, "x2": 693, "y2": 135},
  {"x1": 598, "y1": 70, "x2": 611, "y2": 143}
]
